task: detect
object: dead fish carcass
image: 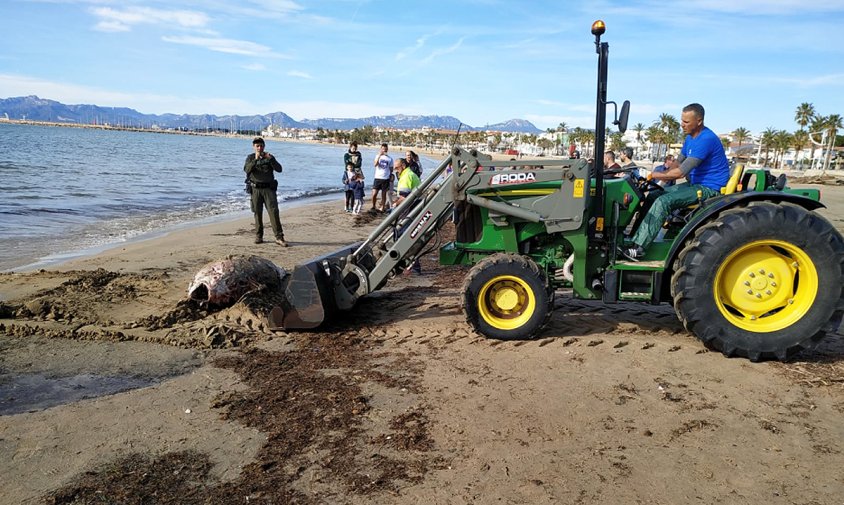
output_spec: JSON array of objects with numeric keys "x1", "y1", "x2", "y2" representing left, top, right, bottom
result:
[{"x1": 187, "y1": 255, "x2": 287, "y2": 306}]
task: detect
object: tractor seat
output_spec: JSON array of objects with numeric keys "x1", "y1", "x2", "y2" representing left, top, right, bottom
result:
[
  {"x1": 664, "y1": 164, "x2": 746, "y2": 229},
  {"x1": 721, "y1": 163, "x2": 745, "y2": 195}
]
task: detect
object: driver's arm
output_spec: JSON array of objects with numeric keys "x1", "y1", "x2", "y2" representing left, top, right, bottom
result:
[{"x1": 651, "y1": 154, "x2": 702, "y2": 181}]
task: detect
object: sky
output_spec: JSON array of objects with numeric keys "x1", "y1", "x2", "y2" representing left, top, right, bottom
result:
[{"x1": 1, "y1": 0, "x2": 842, "y2": 137}]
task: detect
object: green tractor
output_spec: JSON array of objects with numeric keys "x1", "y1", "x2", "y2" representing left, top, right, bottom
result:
[{"x1": 272, "y1": 20, "x2": 844, "y2": 361}]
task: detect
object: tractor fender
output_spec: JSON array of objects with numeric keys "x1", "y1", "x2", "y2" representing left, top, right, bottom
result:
[{"x1": 661, "y1": 191, "x2": 824, "y2": 291}]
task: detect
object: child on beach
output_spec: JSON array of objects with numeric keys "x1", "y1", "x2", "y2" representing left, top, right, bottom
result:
[
  {"x1": 349, "y1": 174, "x2": 365, "y2": 214},
  {"x1": 342, "y1": 163, "x2": 356, "y2": 212}
]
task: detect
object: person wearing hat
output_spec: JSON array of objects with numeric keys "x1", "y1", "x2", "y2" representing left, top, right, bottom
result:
[{"x1": 244, "y1": 137, "x2": 288, "y2": 246}]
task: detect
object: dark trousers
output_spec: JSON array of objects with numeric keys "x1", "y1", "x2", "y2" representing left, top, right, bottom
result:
[
  {"x1": 251, "y1": 187, "x2": 284, "y2": 239},
  {"x1": 344, "y1": 190, "x2": 354, "y2": 209}
]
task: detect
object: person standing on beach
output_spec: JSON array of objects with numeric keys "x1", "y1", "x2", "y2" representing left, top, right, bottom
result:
[
  {"x1": 343, "y1": 141, "x2": 363, "y2": 212},
  {"x1": 394, "y1": 158, "x2": 422, "y2": 274},
  {"x1": 244, "y1": 137, "x2": 288, "y2": 247},
  {"x1": 405, "y1": 150, "x2": 422, "y2": 178},
  {"x1": 345, "y1": 141, "x2": 363, "y2": 174},
  {"x1": 372, "y1": 143, "x2": 393, "y2": 211},
  {"x1": 342, "y1": 164, "x2": 355, "y2": 213},
  {"x1": 349, "y1": 173, "x2": 365, "y2": 215}
]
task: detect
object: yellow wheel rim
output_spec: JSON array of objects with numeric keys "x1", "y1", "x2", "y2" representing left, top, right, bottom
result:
[
  {"x1": 714, "y1": 240, "x2": 818, "y2": 332},
  {"x1": 478, "y1": 275, "x2": 536, "y2": 330}
]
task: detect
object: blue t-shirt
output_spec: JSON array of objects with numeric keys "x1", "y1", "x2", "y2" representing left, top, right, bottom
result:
[{"x1": 681, "y1": 126, "x2": 730, "y2": 190}]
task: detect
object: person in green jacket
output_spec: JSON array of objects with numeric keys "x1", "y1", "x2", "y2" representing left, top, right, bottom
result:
[
  {"x1": 244, "y1": 137, "x2": 288, "y2": 246},
  {"x1": 395, "y1": 158, "x2": 423, "y2": 274},
  {"x1": 344, "y1": 141, "x2": 363, "y2": 174}
]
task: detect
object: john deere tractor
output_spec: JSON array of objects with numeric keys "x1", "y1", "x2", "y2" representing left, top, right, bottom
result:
[{"x1": 271, "y1": 20, "x2": 844, "y2": 361}]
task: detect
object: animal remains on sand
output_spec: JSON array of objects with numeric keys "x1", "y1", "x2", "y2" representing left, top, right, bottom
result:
[{"x1": 187, "y1": 255, "x2": 287, "y2": 306}]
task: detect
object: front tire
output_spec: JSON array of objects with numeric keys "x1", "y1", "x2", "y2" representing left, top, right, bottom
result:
[
  {"x1": 462, "y1": 253, "x2": 551, "y2": 340},
  {"x1": 672, "y1": 202, "x2": 844, "y2": 361}
]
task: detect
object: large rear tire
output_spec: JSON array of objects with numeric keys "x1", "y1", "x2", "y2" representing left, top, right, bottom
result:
[
  {"x1": 462, "y1": 253, "x2": 551, "y2": 340},
  {"x1": 672, "y1": 202, "x2": 844, "y2": 361}
]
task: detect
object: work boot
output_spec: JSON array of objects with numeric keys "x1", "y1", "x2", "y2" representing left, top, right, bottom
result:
[
  {"x1": 275, "y1": 238, "x2": 289, "y2": 247},
  {"x1": 254, "y1": 236, "x2": 263, "y2": 244},
  {"x1": 620, "y1": 245, "x2": 645, "y2": 262}
]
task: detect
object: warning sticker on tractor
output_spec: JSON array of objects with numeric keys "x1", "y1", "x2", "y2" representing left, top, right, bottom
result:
[{"x1": 573, "y1": 179, "x2": 584, "y2": 198}]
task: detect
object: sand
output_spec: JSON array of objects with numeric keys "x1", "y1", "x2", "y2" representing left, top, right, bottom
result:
[{"x1": 1, "y1": 185, "x2": 844, "y2": 504}]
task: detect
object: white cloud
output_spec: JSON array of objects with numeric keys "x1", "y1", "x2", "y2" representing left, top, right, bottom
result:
[
  {"x1": 94, "y1": 20, "x2": 130, "y2": 32},
  {"x1": 287, "y1": 70, "x2": 312, "y2": 79},
  {"x1": 769, "y1": 73, "x2": 844, "y2": 87},
  {"x1": 420, "y1": 37, "x2": 465, "y2": 65},
  {"x1": 682, "y1": 0, "x2": 844, "y2": 14},
  {"x1": 396, "y1": 33, "x2": 433, "y2": 61},
  {"x1": 248, "y1": 0, "x2": 304, "y2": 15},
  {"x1": 627, "y1": 103, "x2": 684, "y2": 117},
  {"x1": 89, "y1": 6, "x2": 210, "y2": 31},
  {"x1": 161, "y1": 35, "x2": 289, "y2": 57},
  {"x1": 533, "y1": 100, "x2": 594, "y2": 113},
  {"x1": 242, "y1": 63, "x2": 267, "y2": 71}
]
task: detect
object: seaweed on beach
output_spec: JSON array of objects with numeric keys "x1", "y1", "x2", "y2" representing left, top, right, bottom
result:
[{"x1": 45, "y1": 329, "x2": 440, "y2": 504}]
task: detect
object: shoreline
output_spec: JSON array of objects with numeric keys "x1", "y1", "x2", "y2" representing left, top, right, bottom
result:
[{"x1": 7, "y1": 191, "x2": 344, "y2": 274}]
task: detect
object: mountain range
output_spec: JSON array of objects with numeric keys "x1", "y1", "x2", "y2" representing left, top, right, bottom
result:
[{"x1": 0, "y1": 96, "x2": 543, "y2": 134}]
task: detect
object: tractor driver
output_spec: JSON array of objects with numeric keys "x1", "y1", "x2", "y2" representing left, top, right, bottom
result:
[{"x1": 622, "y1": 103, "x2": 730, "y2": 261}]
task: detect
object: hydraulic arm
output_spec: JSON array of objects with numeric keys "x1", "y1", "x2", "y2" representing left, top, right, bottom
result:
[{"x1": 270, "y1": 148, "x2": 590, "y2": 330}]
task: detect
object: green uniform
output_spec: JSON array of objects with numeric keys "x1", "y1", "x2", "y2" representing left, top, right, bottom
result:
[
  {"x1": 244, "y1": 153, "x2": 285, "y2": 241},
  {"x1": 630, "y1": 183, "x2": 719, "y2": 247}
]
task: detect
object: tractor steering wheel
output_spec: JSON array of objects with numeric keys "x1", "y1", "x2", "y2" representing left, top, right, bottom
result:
[{"x1": 636, "y1": 175, "x2": 664, "y2": 193}]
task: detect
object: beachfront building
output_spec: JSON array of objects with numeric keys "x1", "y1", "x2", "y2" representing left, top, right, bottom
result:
[{"x1": 261, "y1": 124, "x2": 296, "y2": 139}]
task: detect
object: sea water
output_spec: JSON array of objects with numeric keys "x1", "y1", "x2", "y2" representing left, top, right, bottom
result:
[{"x1": 0, "y1": 123, "x2": 442, "y2": 272}]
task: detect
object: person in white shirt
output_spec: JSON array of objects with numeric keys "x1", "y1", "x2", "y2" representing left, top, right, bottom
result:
[{"x1": 371, "y1": 143, "x2": 393, "y2": 211}]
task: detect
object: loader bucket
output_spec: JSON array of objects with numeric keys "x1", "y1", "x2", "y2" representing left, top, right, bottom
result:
[{"x1": 267, "y1": 242, "x2": 362, "y2": 331}]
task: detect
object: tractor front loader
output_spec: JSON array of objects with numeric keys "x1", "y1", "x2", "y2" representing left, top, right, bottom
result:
[{"x1": 269, "y1": 20, "x2": 844, "y2": 361}]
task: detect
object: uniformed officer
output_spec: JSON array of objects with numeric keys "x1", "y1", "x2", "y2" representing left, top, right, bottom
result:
[{"x1": 244, "y1": 137, "x2": 288, "y2": 246}]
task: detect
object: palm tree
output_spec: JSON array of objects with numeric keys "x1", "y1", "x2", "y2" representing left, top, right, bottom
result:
[
  {"x1": 632, "y1": 122, "x2": 645, "y2": 152},
  {"x1": 809, "y1": 116, "x2": 827, "y2": 167},
  {"x1": 645, "y1": 124, "x2": 664, "y2": 159},
  {"x1": 659, "y1": 113, "x2": 681, "y2": 145},
  {"x1": 794, "y1": 102, "x2": 816, "y2": 131},
  {"x1": 792, "y1": 130, "x2": 809, "y2": 169},
  {"x1": 582, "y1": 130, "x2": 595, "y2": 159},
  {"x1": 731, "y1": 127, "x2": 751, "y2": 160},
  {"x1": 658, "y1": 113, "x2": 674, "y2": 130},
  {"x1": 732, "y1": 127, "x2": 750, "y2": 147},
  {"x1": 774, "y1": 130, "x2": 793, "y2": 169},
  {"x1": 760, "y1": 127, "x2": 777, "y2": 166},
  {"x1": 609, "y1": 132, "x2": 625, "y2": 152},
  {"x1": 822, "y1": 114, "x2": 843, "y2": 173},
  {"x1": 569, "y1": 127, "x2": 584, "y2": 154}
]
